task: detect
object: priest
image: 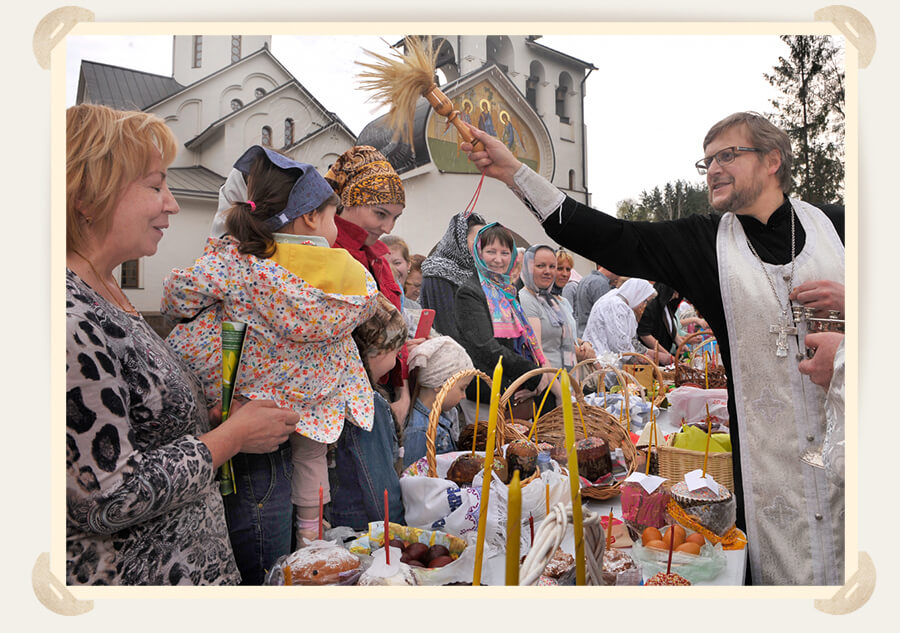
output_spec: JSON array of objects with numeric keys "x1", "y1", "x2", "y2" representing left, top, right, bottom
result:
[{"x1": 461, "y1": 112, "x2": 845, "y2": 586}]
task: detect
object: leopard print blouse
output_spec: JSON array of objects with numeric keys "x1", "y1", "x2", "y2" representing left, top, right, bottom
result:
[{"x1": 66, "y1": 270, "x2": 240, "y2": 585}]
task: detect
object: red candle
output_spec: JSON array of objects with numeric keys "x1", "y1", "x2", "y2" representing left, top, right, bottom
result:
[
  {"x1": 666, "y1": 527, "x2": 675, "y2": 575},
  {"x1": 529, "y1": 514, "x2": 534, "y2": 548},
  {"x1": 384, "y1": 488, "x2": 390, "y2": 565},
  {"x1": 318, "y1": 484, "x2": 324, "y2": 541}
]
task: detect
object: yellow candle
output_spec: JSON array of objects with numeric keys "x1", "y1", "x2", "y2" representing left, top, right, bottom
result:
[
  {"x1": 535, "y1": 368, "x2": 563, "y2": 420},
  {"x1": 704, "y1": 350, "x2": 709, "y2": 390},
  {"x1": 606, "y1": 508, "x2": 614, "y2": 549},
  {"x1": 560, "y1": 370, "x2": 586, "y2": 585},
  {"x1": 702, "y1": 403, "x2": 713, "y2": 478},
  {"x1": 508, "y1": 398, "x2": 516, "y2": 427},
  {"x1": 545, "y1": 482, "x2": 550, "y2": 515},
  {"x1": 645, "y1": 418, "x2": 658, "y2": 476},
  {"x1": 576, "y1": 401, "x2": 589, "y2": 440},
  {"x1": 505, "y1": 470, "x2": 522, "y2": 585},
  {"x1": 473, "y1": 357, "x2": 503, "y2": 586}
]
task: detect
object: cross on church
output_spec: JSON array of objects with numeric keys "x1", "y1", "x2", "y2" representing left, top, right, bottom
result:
[{"x1": 769, "y1": 314, "x2": 797, "y2": 358}]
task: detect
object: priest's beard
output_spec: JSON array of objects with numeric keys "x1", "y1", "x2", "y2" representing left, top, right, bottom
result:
[{"x1": 709, "y1": 174, "x2": 765, "y2": 214}]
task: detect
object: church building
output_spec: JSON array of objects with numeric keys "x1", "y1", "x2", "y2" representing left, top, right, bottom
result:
[
  {"x1": 76, "y1": 34, "x2": 595, "y2": 327},
  {"x1": 358, "y1": 35, "x2": 596, "y2": 262}
]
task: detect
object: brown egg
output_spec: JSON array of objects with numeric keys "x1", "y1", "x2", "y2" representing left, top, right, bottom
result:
[
  {"x1": 406, "y1": 559, "x2": 425, "y2": 567},
  {"x1": 667, "y1": 525, "x2": 686, "y2": 543},
  {"x1": 661, "y1": 529, "x2": 684, "y2": 550},
  {"x1": 389, "y1": 539, "x2": 407, "y2": 551},
  {"x1": 424, "y1": 544, "x2": 450, "y2": 564},
  {"x1": 645, "y1": 539, "x2": 668, "y2": 551},
  {"x1": 641, "y1": 527, "x2": 663, "y2": 546},
  {"x1": 675, "y1": 542, "x2": 701, "y2": 556},
  {"x1": 404, "y1": 542, "x2": 429, "y2": 562},
  {"x1": 428, "y1": 555, "x2": 454, "y2": 568},
  {"x1": 686, "y1": 533, "x2": 706, "y2": 547}
]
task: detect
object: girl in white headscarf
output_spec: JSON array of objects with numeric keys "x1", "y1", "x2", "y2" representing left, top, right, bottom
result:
[
  {"x1": 402, "y1": 336, "x2": 474, "y2": 468},
  {"x1": 583, "y1": 278, "x2": 657, "y2": 357}
]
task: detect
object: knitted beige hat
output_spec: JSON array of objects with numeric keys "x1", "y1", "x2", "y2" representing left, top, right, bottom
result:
[{"x1": 407, "y1": 336, "x2": 473, "y2": 388}]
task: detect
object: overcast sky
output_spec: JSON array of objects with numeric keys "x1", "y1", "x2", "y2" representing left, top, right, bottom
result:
[{"x1": 66, "y1": 33, "x2": 799, "y2": 215}]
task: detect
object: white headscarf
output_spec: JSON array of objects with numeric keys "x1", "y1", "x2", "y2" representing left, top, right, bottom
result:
[
  {"x1": 407, "y1": 336, "x2": 474, "y2": 388},
  {"x1": 609, "y1": 278, "x2": 656, "y2": 309},
  {"x1": 583, "y1": 278, "x2": 656, "y2": 355}
]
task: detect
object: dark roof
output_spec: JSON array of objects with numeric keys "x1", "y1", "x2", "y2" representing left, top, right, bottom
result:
[
  {"x1": 77, "y1": 60, "x2": 184, "y2": 110},
  {"x1": 525, "y1": 37, "x2": 597, "y2": 71},
  {"x1": 356, "y1": 99, "x2": 432, "y2": 174},
  {"x1": 167, "y1": 166, "x2": 225, "y2": 198}
]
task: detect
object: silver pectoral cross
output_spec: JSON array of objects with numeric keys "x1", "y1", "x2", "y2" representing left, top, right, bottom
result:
[{"x1": 769, "y1": 312, "x2": 797, "y2": 358}]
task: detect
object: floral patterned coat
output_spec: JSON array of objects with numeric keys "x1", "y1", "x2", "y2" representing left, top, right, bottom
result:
[{"x1": 162, "y1": 237, "x2": 379, "y2": 443}]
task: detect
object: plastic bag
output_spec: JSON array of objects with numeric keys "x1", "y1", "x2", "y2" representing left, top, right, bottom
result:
[
  {"x1": 264, "y1": 539, "x2": 365, "y2": 586},
  {"x1": 583, "y1": 391, "x2": 659, "y2": 432},
  {"x1": 399, "y1": 448, "x2": 570, "y2": 552},
  {"x1": 665, "y1": 386, "x2": 729, "y2": 425},
  {"x1": 630, "y1": 538, "x2": 726, "y2": 583}
]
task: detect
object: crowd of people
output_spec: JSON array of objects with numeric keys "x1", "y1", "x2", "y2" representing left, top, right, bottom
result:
[{"x1": 65, "y1": 103, "x2": 845, "y2": 587}]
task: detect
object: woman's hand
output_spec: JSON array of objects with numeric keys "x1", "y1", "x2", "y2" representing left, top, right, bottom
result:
[
  {"x1": 224, "y1": 399, "x2": 298, "y2": 454},
  {"x1": 575, "y1": 340, "x2": 595, "y2": 362},
  {"x1": 460, "y1": 124, "x2": 523, "y2": 186},
  {"x1": 406, "y1": 337, "x2": 427, "y2": 354},
  {"x1": 200, "y1": 399, "x2": 299, "y2": 468},
  {"x1": 789, "y1": 280, "x2": 845, "y2": 315}
]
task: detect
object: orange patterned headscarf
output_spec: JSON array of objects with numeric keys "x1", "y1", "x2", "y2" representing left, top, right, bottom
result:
[{"x1": 324, "y1": 146, "x2": 405, "y2": 208}]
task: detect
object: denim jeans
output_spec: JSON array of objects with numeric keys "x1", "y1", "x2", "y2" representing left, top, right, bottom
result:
[
  {"x1": 329, "y1": 393, "x2": 404, "y2": 531},
  {"x1": 222, "y1": 441, "x2": 293, "y2": 585}
]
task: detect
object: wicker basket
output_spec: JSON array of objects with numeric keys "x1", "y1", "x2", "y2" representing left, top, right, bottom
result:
[
  {"x1": 620, "y1": 352, "x2": 667, "y2": 407},
  {"x1": 656, "y1": 432, "x2": 734, "y2": 492},
  {"x1": 674, "y1": 330, "x2": 727, "y2": 388},
  {"x1": 425, "y1": 368, "x2": 529, "y2": 481},
  {"x1": 571, "y1": 358, "x2": 640, "y2": 411},
  {"x1": 499, "y1": 366, "x2": 638, "y2": 500}
]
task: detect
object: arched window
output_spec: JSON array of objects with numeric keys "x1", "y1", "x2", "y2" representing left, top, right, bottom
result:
[
  {"x1": 254, "y1": 87, "x2": 266, "y2": 99},
  {"x1": 568, "y1": 169, "x2": 576, "y2": 190},
  {"x1": 230, "y1": 36, "x2": 241, "y2": 63},
  {"x1": 192, "y1": 35, "x2": 202, "y2": 68},
  {"x1": 526, "y1": 60, "x2": 545, "y2": 112},
  {"x1": 284, "y1": 118, "x2": 295, "y2": 147},
  {"x1": 486, "y1": 35, "x2": 514, "y2": 74},
  {"x1": 230, "y1": 98, "x2": 243, "y2": 111},
  {"x1": 434, "y1": 38, "x2": 459, "y2": 83},
  {"x1": 120, "y1": 259, "x2": 140, "y2": 289},
  {"x1": 556, "y1": 72, "x2": 573, "y2": 124},
  {"x1": 261, "y1": 126, "x2": 272, "y2": 146}
]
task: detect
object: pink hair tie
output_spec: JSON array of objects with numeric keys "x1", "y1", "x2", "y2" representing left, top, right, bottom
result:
[{"x1": 246, "y1": 200, "x2": 256, "y2": 212}]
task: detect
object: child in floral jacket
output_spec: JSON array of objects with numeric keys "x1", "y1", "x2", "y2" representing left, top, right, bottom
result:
[{"x1": 162, "y1": 146, "x2": 379, "y2": 583}]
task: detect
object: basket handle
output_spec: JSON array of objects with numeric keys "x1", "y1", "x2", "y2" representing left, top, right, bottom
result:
[
  {"x1": 571, "y1": 357, "x2": 599, "y2": 385},
  {"x1": 579, "y1": 362, "x2": 632, "y2": 422},
  {"x1": 675, "y1": 329, "x2": 715, "y2": 360},
  {"x1": 497, "y1": 365, "x2": 586, "y2": 413},
  {"x1": 619, "y1": 351, "x2": 666, "y2": 406},
  {"x1": 425, "y1": 368, "x2": 499, "y2": 478}
]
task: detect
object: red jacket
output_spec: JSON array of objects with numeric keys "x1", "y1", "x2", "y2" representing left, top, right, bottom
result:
[{"x1": 334, "y1": 215, "x2": 408, "y2": 383}]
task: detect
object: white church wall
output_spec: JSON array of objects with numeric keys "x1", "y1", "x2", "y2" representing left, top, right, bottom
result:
[{"x1": 123, "y1": 197, "x2": 216, "y2": 313}]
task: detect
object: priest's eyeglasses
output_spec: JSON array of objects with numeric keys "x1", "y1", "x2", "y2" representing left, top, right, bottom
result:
[{"x1": 695, "y1": 146, "x2": 763, "y2": 175}]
